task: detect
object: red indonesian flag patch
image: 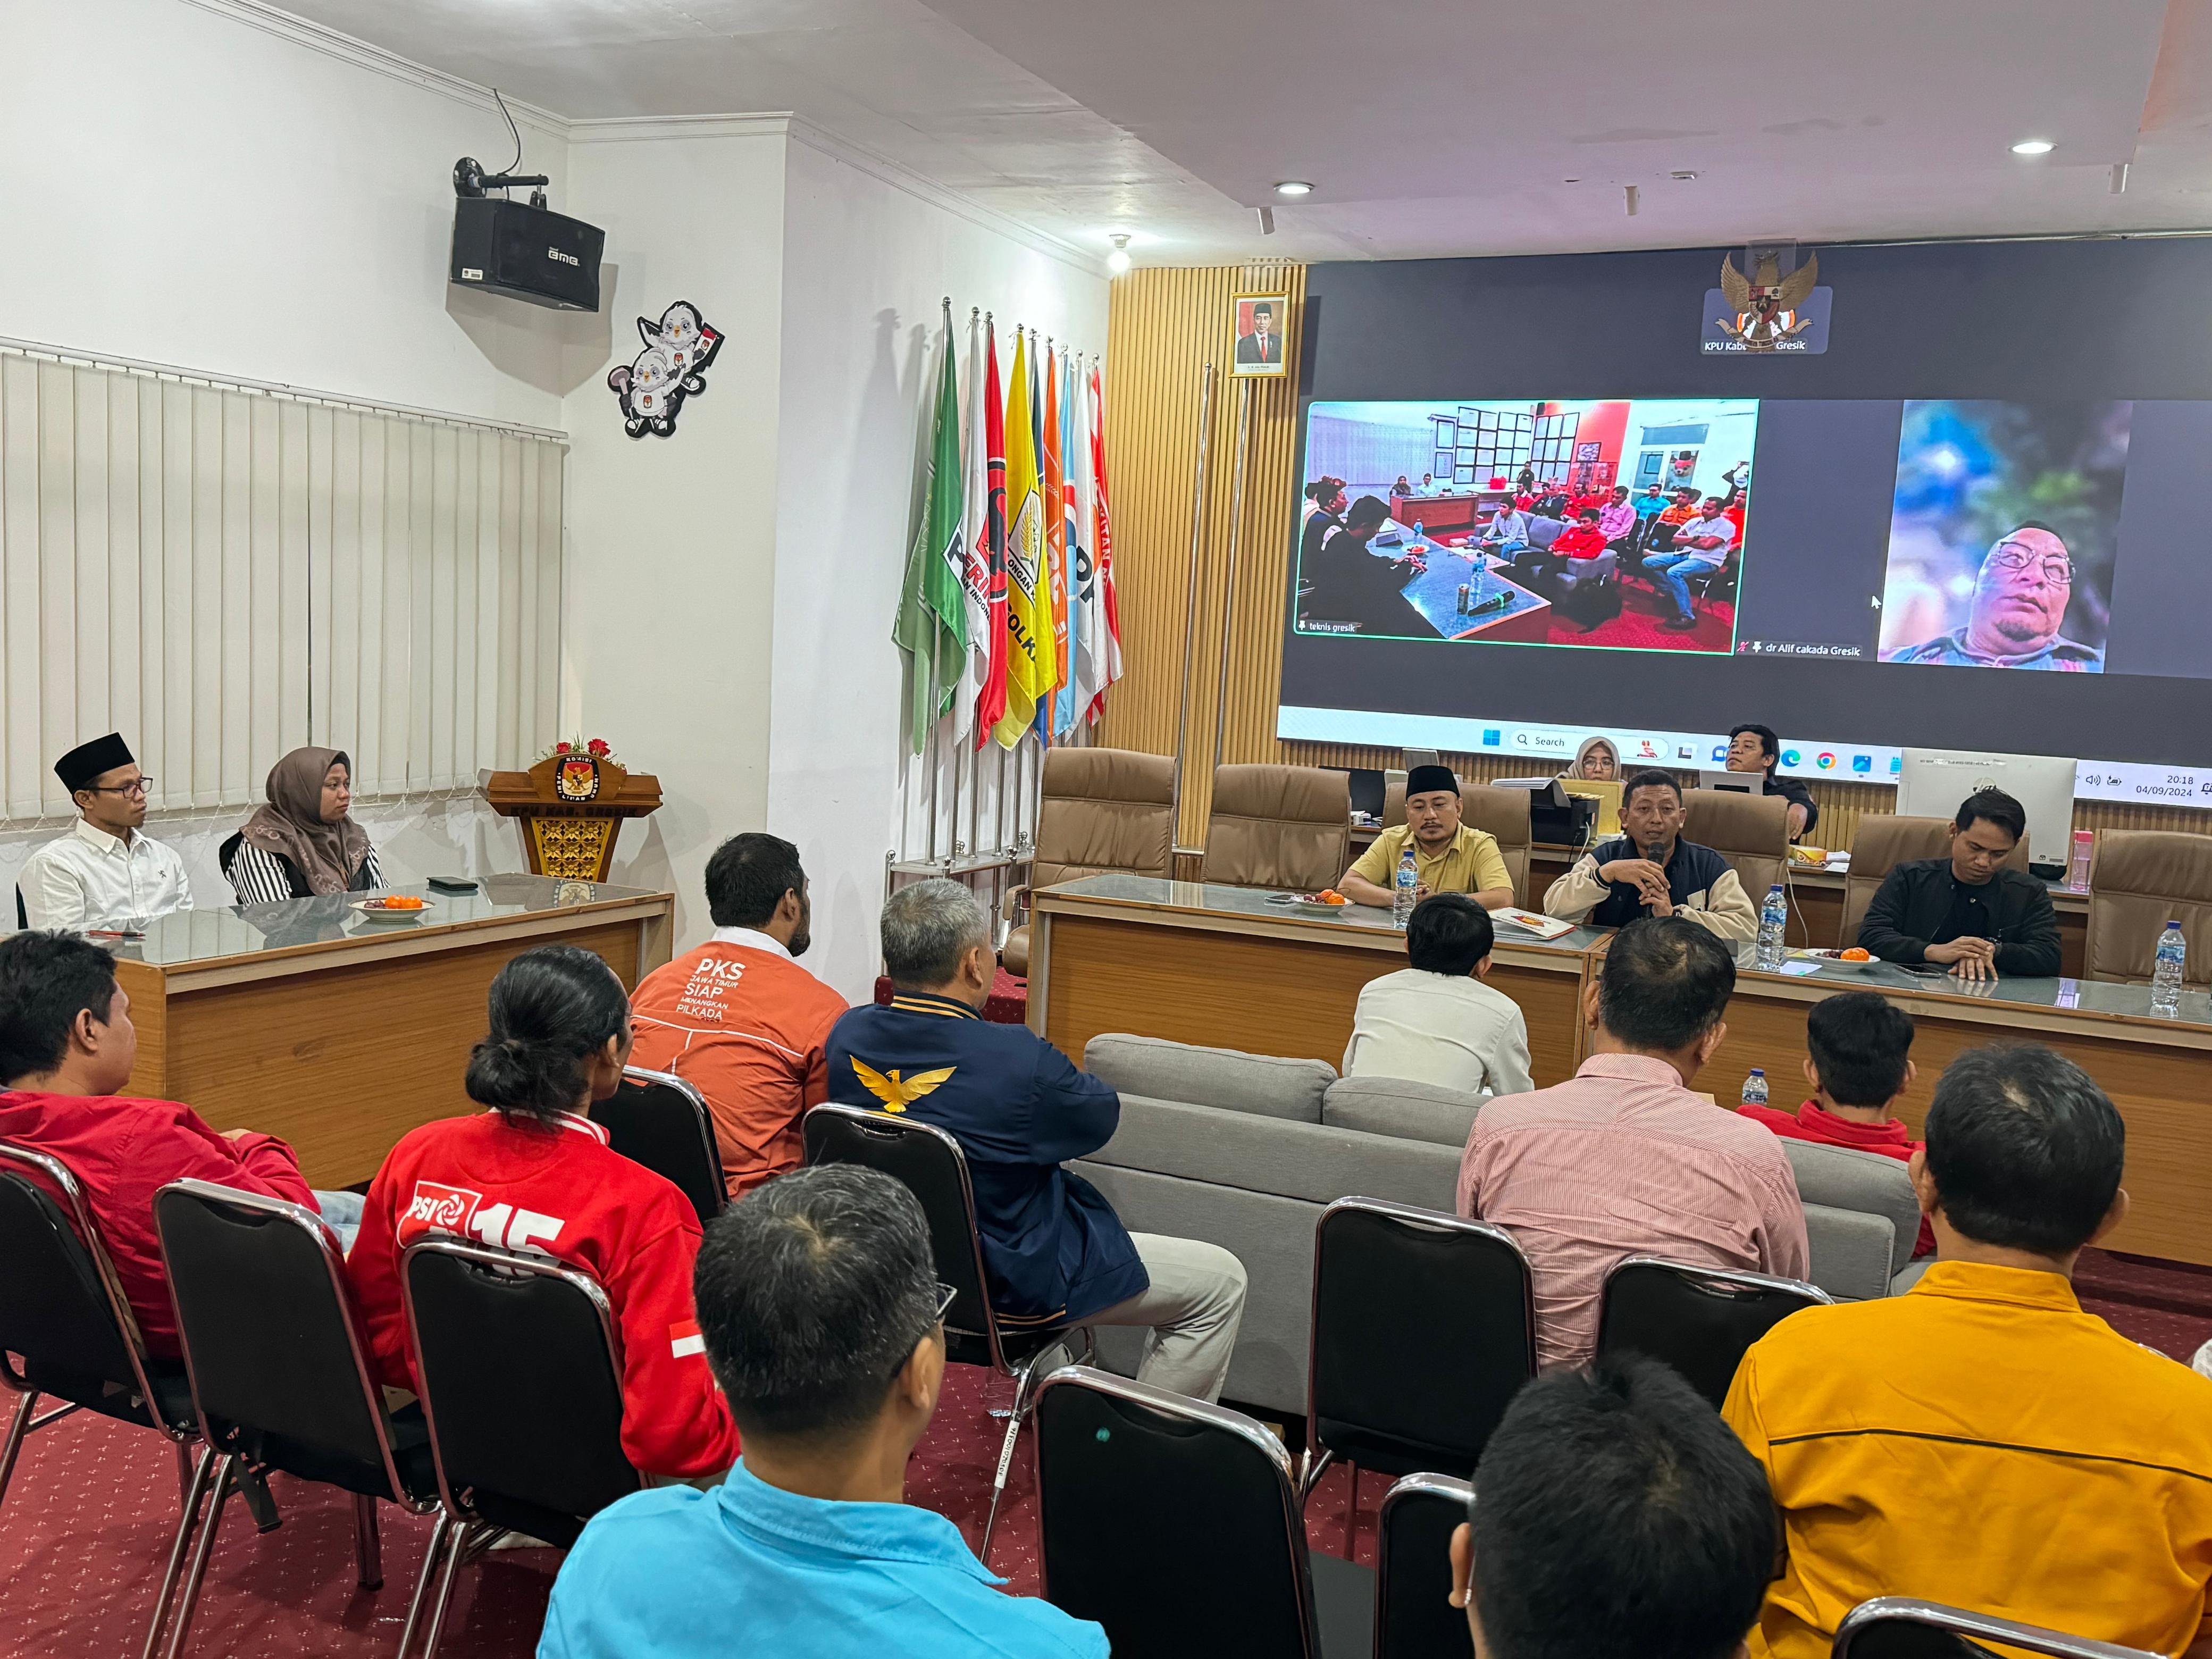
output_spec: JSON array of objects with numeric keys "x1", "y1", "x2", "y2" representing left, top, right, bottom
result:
[{"x1": 669, "y1": 1318, "x2": 705, "y2": 1359}]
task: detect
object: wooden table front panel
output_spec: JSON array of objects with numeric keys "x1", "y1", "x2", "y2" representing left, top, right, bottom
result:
[
  {"x1": 144, "y1": 919, "x2": 642, "y2": 1188},
  {"x1": 1042, "y1": 913, "x2": 1587, "y2": 1086},
  {"x1": 1709, "y1": 984, "x2": 2212, "y2": 1264}
]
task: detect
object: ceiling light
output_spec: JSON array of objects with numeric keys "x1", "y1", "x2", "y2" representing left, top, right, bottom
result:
[
  {"x1": 2011, "y1": 139, "x2": 2055, "y2": 155},
  {"x1": 1274, "y1": 180, "x2": 1313, "y2": 197},
  {"x1": 1107, "y1": 233, "x2": 1131, "y2": 274}
]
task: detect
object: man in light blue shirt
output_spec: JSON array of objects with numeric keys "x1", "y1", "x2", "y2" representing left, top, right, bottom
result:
[{"x1": 538, "y1": 1164, "x2": 1107, "y2": 1659}]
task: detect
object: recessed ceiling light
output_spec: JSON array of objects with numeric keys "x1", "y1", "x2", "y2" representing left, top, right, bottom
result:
[
  {"x1": 2012, "y1": 139, "x2": 2055, "y2": 155},
  {"x1": 1274, "y1": 180, "x2": 1313, "y2": 197},
  {"x1": 1107, "y1": 233, "x2": 1132, "y2": 274}
]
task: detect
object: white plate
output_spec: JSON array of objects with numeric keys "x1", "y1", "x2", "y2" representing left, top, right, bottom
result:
[
  {"x1": 352, "y1": 898, "x2": 435, "y2": 923},
  {"x1": 1789, "y1": 949, "x2": 1877, "y2": 973}
]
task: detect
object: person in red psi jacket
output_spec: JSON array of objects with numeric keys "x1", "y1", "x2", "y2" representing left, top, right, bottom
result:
[
  {"x1": 348, "y1": 944, "x2": 739, "y2": 1481},
  {"x1": 0, "y1": 931, "x2": 323, "y2": 1356},
  {"x1": 1738, "y1": 990, "x2": 1934, "y2": 1258}
]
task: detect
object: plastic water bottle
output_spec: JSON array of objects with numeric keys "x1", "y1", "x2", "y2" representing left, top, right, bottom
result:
[
  {"x1": 1741, "y1": 1068, "x2": 1769, "y2": 1108},
  {"x1": 1756, "y1": 883, "x2": 1787, "y2": 967},
  {"x1": 2152, "y1": 921, "x2": 2186, "y2": 1014},
  {"x1": 1393, "y1": 847, "x2": 1419, "y2": 929}
]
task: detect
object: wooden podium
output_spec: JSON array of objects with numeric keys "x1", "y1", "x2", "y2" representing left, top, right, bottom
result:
[{"x1": 484, "y1": 754, "x2": 664, "y2": 881}]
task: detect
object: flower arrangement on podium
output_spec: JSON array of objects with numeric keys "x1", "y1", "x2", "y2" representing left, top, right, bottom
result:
[{"x1": 483, "y1": 738, "x2": 661, "y2": 882}]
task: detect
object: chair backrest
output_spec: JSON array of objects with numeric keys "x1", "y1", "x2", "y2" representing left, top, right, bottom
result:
[
  {"x1": 1376, "y1": 1473, "x2": 1475, "y2": 1659},
  {"x1": 2085, "y1": 829, "x2": 2212, "y2": 986},
  {"x1": 1032, "y1": 747, "x2": 1177, "y2": 890},
  {"x1": 0, "y1": 1144, "x2": 172, "y2": 1429},
  {"x1": 154, "y1": 1179, "x2": 407, "y2": 1498},
  {"x1": 1202, "y1": 765, "x2": 1352, "y2": 892},
  {"x1": 801, "y1": 1104, "x2": 1006, "y2": 1370},
  {"x1": 1594, "y1": 1256, "x2": 1831, "y2": 1409},
  {"x1": 1381, "y1": 770, "x2": 1407, "y2": 828},
  {"x1": 1841, "y1": 815, "x2": 1953, "y2": 946},
  {"x1": 1035, "y1": 1365, "x2": 1320, "y2": 1659},
  {"x1": 592, "y1": 1067, "x2": 725, "y2": 1226},
  {"x1": 1309, "y1": 1198, "x2": 1535, "y2": 1479},
  {"x1": 403, "y1": 1237, "x2": 642, "y2": 1547},
  {"x1": 1833, "y1": 1597, "x2": 2161, "y2": 1659},
  {"x1": 1460, "y1": 784, "x2": 1531, "y2": 906},
  {"x1": 1682, "y1": 787, "x2": 1791, "y2": 898}
]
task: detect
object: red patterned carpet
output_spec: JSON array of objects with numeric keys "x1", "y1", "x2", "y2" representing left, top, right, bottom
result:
[{"x1": 1, "y1": 1264, "x2": 2200, "y2": 1659}]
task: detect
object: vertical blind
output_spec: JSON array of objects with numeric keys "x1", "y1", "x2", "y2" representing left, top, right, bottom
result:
[{"x1": 0, "y1": 346, "x2": 564, "y2": 823}]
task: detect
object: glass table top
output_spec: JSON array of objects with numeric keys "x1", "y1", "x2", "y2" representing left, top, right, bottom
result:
[
  {"x1": 1732, "y1": 943, "x2": 2212, "y2": 1030},
  {"x1": 1038, "y1": 873, "x2": 1608, "y2": 956},
  {"x1": 86, "y1": 875, "x2": 666, "y2": 968}
]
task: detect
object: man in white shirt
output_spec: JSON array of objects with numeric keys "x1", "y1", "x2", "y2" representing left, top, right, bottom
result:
[
  {"x1": 18, "y1": 734, "x2": 192, "y2": 933},
  {"x1": 1343, "y1": 893, "x2": 1534, "y2": 1098}
]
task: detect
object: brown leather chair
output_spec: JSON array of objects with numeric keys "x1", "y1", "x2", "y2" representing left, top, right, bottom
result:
[
  {"x1": 1381, "y1": 769, "x2": 1407, "y2": 828},
  {"x1": 1682, "y1": 787, "x2": 1790, "y2": 901},
  {"x1": 1002, "y1": 748, "x2": 1176, "y2": 977},
  {"x1": 1461, "y1": 783, "x2": 1532, "y2": 906},
  {"x1": 1841, "y1": 813, "x2": 2031, "y2": 948},
  {"x1": 1201, "y1": 764, "x2": 1351, "y2": 892},
  {"x1": 2084, "y1": 830, "x2": 2212, "y2": 986}
]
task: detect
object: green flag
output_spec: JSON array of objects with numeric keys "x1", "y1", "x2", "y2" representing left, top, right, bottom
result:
[{"x1": 894, "y1": 315, "x2": 968, "y2": 755}]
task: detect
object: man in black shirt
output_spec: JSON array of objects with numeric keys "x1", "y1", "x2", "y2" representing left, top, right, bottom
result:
[
  {"x1": 1302, "y1": 496, "x2": 1429, "y2": 636},
  {"x1": 1856, "y1": 788, "x2": 2060, "y2": 980},
  {"x1": 1726, "y1": 723, "x2": 1817, "y2": 842}
]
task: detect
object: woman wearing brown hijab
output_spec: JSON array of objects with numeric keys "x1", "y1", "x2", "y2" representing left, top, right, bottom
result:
[{"x1": 222, "y1": 747, "x2": 386, "y2": 904}]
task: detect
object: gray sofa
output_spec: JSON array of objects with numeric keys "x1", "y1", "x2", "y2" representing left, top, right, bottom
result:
[{"x1": 1071, "y1": 1033, "x2": 1924, "y2": 1417}]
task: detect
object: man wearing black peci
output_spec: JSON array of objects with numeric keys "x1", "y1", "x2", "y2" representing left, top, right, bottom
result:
[{"x1": 1857, "y1": 788, "x2": 2060, "y2": 981}]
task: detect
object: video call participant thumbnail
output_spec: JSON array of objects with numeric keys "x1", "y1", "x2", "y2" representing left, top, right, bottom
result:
[
  {"x1": 1542, "y1": 770, "x2": 1758, "y2": 942},
  {"x1": 1856, "y1": 788, "x2": 2059, "y2": 980},
  {"x1": 1886, "y1": 523, "x2": 2102, "y2": 672},
  {"x1": 1340, "y1": 765, "x2": 1515, "y2": 911},
  {"x1": 1300, "y1": 496, "x2": 1427, "y2": 636},
  {"x1": 1726, "y1": 723, "x2": 1817, "y2": 841}
]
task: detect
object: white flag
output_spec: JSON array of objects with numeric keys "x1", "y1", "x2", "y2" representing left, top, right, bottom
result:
[
  {"x1": 1069, "y1": 356, "x2": 1105, "y2": 721},
  {"x1": 954, "y1": 315, "x2": 993, "y2": 743}
]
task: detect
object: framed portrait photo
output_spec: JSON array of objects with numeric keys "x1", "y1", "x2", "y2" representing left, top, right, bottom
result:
[{"x1": 1229, "y1": 291, "x2": 1292, "y2": 378}]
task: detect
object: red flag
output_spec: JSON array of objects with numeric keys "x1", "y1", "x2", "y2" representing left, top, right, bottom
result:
[
  {"x1": 975, "y1": 325, "x2": 1010, "y2": 746},
  {"x1": 1087, "y1": 362, "x2": 1122, "y2": 722}
]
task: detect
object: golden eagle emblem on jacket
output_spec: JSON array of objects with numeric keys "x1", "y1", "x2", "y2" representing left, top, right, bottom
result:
[
  {"x1": 850, "y1": 1059, "x2": 957, "y2": 1113},
  {"x1": 1716, "y1": 250, "x2": 1819, "y2": 351}
]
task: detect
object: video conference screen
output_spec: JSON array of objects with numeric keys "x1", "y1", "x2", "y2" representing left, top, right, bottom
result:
[{"x1": 1280, "y1": 395, "x2": 2212, "y2": 776}]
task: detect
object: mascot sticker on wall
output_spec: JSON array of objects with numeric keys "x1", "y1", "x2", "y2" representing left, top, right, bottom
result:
[{"x1": 607, "y1": 302, "x2": 723, "y2": 437}]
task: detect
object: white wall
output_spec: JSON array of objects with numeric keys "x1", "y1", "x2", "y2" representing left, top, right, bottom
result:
[
  {"x1": 559, "y1": 123, "x2": 791, "y2": 946},
  {"x1": 0, "y1": 0, "x2": 603, "y2": 430},
  {"x1": 768, "y1": 134, "x2": 1109, "y2": 1000}
]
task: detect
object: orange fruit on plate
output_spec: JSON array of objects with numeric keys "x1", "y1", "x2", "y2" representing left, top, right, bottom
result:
[{"x1": 1839, "y1": 946, "x2": 1871, "y2": 962}]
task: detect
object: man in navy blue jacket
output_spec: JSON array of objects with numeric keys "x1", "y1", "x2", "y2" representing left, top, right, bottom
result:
[{"x1": 828, "y1": 879, "x2": 1246, "y2": 1402}]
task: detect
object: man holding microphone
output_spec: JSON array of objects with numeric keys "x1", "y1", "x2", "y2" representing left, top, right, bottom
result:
[{"x1": 1542, "y1": 770, "x2": 1757, "y2": 941}]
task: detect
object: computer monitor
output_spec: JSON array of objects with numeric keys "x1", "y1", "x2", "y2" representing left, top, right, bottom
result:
[
  {"x1": 1560, "y1": 777, "x2": 1622, "y2": 836},
  {"x1": 1698, "y1": 770, "x2": 1766, "y2": 796},
  {"x1": 1897, "y1": 748, "x2": 2078, "y2": 866}
]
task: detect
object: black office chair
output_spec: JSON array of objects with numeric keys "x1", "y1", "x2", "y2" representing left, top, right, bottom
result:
[
  {"x1": 1594, "y1": 1255, "x2": 1831, "y2": 1409},
  {"x1": 592, "y1": 1066, "x2": 725, "y2": 1227},
  {"x1": 1834, "y1": 1597, "x2": 2160, "y2": 1659},
  {"x1": 1035, "y1": 1365, "x2": 1375, "y2": 1659},
  {"x1": 802, "y1": 1103, "x2": 1092, "y2": 1564},
  {"x1": 0, "y1": 1143, "x2": 213, "y2": 1656},
  {"x1": 152, "y1": 1179, "x2": 446, "y2": 1659},
  {"x1": 1302, "y1": 1199, "x2": 1536, "y2": 1518},
  {"x1": 1374, "y1": 1473, "x2": 1474, "y2": 1659},
  {"x1": 402, "y1": 1237, "x2": 646, "y2": 1657},
  {"x1": 12, "y1": 886, "x2": 24, "y2": 929}
]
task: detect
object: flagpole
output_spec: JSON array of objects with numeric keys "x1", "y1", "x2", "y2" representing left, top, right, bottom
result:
[
  {"x1": 1213, "y1": 376, "x2": 1255, "y2": 773},
  {"x1": 1171, "y1": 361, "x2": 1218, "y2": 842}
]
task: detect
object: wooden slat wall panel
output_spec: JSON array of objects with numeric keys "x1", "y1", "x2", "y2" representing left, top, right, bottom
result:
[{"x1": 1099, "y1": 266, "x2": 2212, "y2": 853}]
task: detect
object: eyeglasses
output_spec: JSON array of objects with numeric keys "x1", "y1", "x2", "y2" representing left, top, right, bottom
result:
[
  {"x1": 86, "y1": 777, "x2": 153, "y2": 797},
  {"x1": 890, "y1": 1282, "x2": 961, "y2": 1380},
  {"x1": 1988, "y1": 543, "x2": 2073, "y2": 584}
]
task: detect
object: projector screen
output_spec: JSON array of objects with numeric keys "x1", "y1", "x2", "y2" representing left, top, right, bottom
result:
[{"x1": 1280, "y1": 395, "x2": 2212, "y2": 792}]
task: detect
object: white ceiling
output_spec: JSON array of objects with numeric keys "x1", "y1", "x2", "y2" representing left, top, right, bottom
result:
[{"x1": 265, "y1": 0, "x2": 2212, "y2": 267}]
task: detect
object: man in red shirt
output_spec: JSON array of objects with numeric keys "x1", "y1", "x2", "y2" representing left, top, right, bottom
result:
[
  {"x1": 0, "y1": 931, "x2": 320, "y2": 1356},
  {"x1": 1511, "y1": 506, "x2": 1610, "y2": 590},
  {"x1": 1738, "y1": 990, "x2": 1933, "y2": 1256},
  {"x1": 629, "y1": 834, "x2": 848, "y2": 1199}
]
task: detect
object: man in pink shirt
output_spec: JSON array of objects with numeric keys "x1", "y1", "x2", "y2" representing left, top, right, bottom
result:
[{"x1": 1457, "y1": 916, "x2": 1808, "y2": 1371}]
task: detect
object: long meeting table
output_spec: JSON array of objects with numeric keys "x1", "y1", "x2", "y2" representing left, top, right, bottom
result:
[{"x1": 1027, "y1": 873, "x2": 2212, "y2": 1267}]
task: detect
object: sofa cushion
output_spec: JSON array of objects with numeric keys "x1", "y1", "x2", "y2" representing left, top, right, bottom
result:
[
  {"x1": 1089, "y1": 1094, "x2": 1461, "y2": 1212},
  {"x1": 1084, "y1": 1033, "x2": 1335, "y2": 1124},
  {"x1": 1781, "y1": 1139, "x2": 1920, "y2": 1280},
  {"x1": 1800, "y1": 1203, "x2": 1897, "y2": 1302},
  {"x1": 1322, "y1": 1077, "x2": 1482, "y2": 1149}
]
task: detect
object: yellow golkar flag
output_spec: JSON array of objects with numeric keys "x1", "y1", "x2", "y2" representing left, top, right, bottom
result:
[{"x1": 994, "y1": 329, "x2": 1046, "y2": 747}]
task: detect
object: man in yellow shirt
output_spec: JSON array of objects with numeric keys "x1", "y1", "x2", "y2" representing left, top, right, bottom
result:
[
  {"x1": 1339, "y1": 765, "x2": 1515, "y2": 910},
  {"x1": 1723, "y1": 1044, "x2": 2212, "y2": 1659}
]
